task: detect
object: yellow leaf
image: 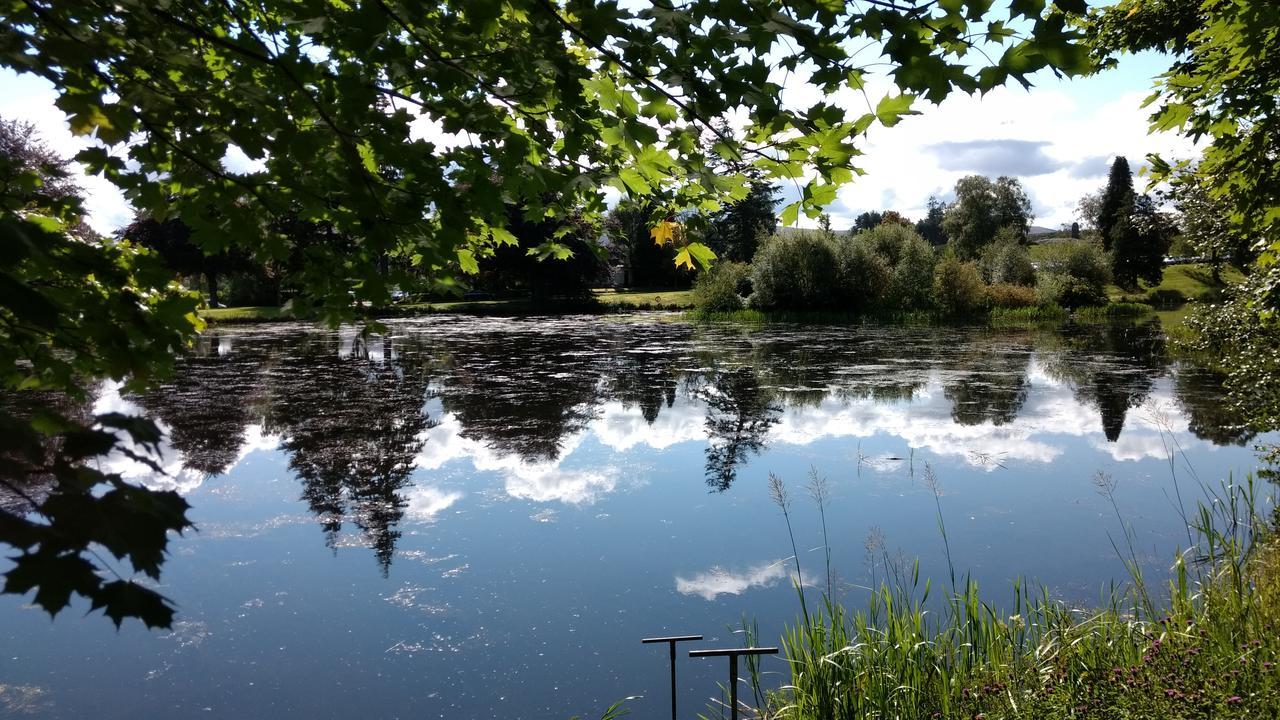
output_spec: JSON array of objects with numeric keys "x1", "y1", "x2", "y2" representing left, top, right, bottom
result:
[{"x1": 650, "y1": 220, "x2": 682, "y2": 247}]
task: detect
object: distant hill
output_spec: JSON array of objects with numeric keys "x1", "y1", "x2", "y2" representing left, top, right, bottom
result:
[{"x1": 1028, "y1": 225, "x2": 1058, "y2": 236}]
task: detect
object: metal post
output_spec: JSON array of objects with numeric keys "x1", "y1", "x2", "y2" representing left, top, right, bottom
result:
[
  {"x1": 642, "y1": 634, "x2": 702, "y2": 720},
  {"x1": 689, "y1": 646, "x2": 779, "y2": 720}
]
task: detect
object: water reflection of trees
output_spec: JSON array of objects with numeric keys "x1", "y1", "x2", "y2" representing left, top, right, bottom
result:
[
  {"x1": 697, "y1": 367, "x2": 781, "y2": 491},
  {"x1": 439, "y1": 331, "x2": 601, "y2": 461},
  {"x1": 264, "y1": 338, "x2": 435, "y2": 573},
  {"x1": 127, "y1": 317, "x2": 1265, "y2": 569},
  {"x1": 140, "y1": 336, "x2": 267, "y2": 476},
  {"x1": 1040, "y1": 320, "x2": 1167, "y2": 441},
  {"x1": 943, "y1": 339, "x2": 1032, "y2": 426},
  {"x1": 1174, "y1": 366, "x2": 1257, "y2": 446}
]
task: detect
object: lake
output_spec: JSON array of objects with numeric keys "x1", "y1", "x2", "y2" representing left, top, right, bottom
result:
[{"x1": 0, "y1": 314, "x2": 1271, "y2": 719}]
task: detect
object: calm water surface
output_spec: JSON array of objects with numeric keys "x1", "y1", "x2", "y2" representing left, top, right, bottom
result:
[{"x1": 0, "y1": 314, "x2": 1271, "y2": 719}]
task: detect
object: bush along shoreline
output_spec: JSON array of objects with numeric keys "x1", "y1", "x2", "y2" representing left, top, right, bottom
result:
[
  {"x1": 686, "y1": 224, "x2": 1167, "y2": 327},
  {"x1": 722, "y1": 468, "x2": 1280, "y2": 720}
]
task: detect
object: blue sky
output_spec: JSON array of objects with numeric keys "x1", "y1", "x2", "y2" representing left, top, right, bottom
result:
[{"x1": 0, "y1": 45, "x2": 1191, "y2": 235}]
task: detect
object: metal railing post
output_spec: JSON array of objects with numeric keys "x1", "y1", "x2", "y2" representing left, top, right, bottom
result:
[
  {"x1": 641, "y1": 634, "x2": 703, "y2": 720},
  {"x1": 688, "y1": 646, "x2": 778, "y2": 720}
]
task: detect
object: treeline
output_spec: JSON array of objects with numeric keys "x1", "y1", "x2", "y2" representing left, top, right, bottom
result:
[{"x1": 691, "y1": 158, "x2": 1190, "y2": 317}]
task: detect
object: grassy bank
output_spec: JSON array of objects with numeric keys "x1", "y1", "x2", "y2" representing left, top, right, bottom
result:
[
  {"x1": 751, "y1": 471, "x2": 1279, "y2": 720},
  {"x1": 198, "y1": 288, "x2": 696, "y2": 323},
  {"x1": 198, "y1": 263, "x2": 1235, "y2": 327}
]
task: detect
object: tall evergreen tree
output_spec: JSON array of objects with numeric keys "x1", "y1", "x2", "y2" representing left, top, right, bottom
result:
[
  {"x1": 915, "y1": 196, "x2": 947, "y2": 245},
  {"x1": 1098, "y1": 156, "x2": 1135, "y2": 252},
  {"x1": 704, "y1": 180, "x2": 779, "y2": 262}
]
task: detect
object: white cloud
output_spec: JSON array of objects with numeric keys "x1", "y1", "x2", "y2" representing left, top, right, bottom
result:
[
  {"x1": 821, "y1": 84, "x2": 1198, "y2": 229},
  {"x1": 592, "y1": 398, "x2": 706, "y2": 451},
  {"x1": 0, "y1": 70, "x2": 133, "y2": 234},
  {"x1": 403, "y1": 486, "x2": 463, "y2": 521},
  {"x1": 675, "y1": 559, "x2": 795, "y2": 601}
]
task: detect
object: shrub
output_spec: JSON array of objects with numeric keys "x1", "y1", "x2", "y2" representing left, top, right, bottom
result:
[
  {"x1": 1035, "y1": 271, "x2": 1107, "y2": 308},
  {"x1": 932, "y1": 256, "x2": 986, "y2": 317},
  {"x1": 983, "y1": 282, "x2": 1038, "y2": 309},
  {"x1": 1145, "y1": 288, "x2": 1186, "y2": 308},
  {"x1": 1039, "y1": 241, "x2": 1111, "y2": 288},
  {"x1": 888, "y1": 236, "x2": 937, "y2": 310},
  {"x1": 749, "y1": 234, "x2": 838, "y2": 309},
  {"x1": 980, "y1": 240, "x2": 1035, "y2": 286},
  {"x1": 831, "y1": 237, "x2": 891, "y2": 311},
  {"x1": 851, "y1": 223, "x2": 922, "y2": 266},
  {"x1": 692, "y1": 261, "x2": 749, "y2": 312},
  {"x1": 1034, "y1": 241, "x2": 1110, "y2": 307}
]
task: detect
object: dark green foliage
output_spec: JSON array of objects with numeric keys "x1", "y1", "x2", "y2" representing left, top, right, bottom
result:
[
  {"x1": 604, "y1": 202, "x2": 691, "y2": 288},
  {"x1": 1179, "y1": 277, "x2": 1280, "y2": 430},
  {"x1": 980, "y1": 239, "x2": 1036, "y2": 286},
  {"x1": 832, "y1": 237, "x2": 891, "y2": 312},
  {"x1": 1112, "y1": 194, "x2": 1176, "y2": 288},
  {"x1": 706, "y1": 181, "x2": 779, "y2": 262},
  {"x1": 943, "y1": 176, "x2": 1034, "y2": 259},
  {"x1": 915, "y1": 196, "x2": 948, "y2": 246},
  {"x1": 1169, "y1": 167, "x2": 1255, "y2": 280},
  {"x1": 1, "y1": 122, "x2": 198, "y2": 628},
  {"x1": 1036, "y1": 273, "x2": 1104, "y2": 308},
  {"x1": 122, "y1": 216, "x2": 251, "y2": 307},
  {"x1": 851, "y1": 211, "x2": 884, "y2": 234},
  {"x1": 1035, "y1": 241, "x2": 1111, "y2": 308},
  {"x1": 852, "y1": 223, "x2": 919, "y2": 266},
  {"x1": 1088, "y1": 0, "x2": 1279, "y2": 314},
  {"x1": 477, "y1": 209, "x2": 605, "y2": 298},
  {"x1": 1098, "y1": 156, "x2": 1134, "y2": 252},
  {"x1": 888, "y1": 234, "x2": 938, "y2": 310}
]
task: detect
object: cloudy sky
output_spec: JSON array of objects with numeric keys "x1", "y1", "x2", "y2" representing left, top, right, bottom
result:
[{"x1": 0, "y1": 44, "x2": 1194, "y2": 236}]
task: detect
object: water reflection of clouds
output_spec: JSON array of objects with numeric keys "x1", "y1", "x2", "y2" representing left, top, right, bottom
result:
[
  {"x1": 1089, "y1": 399, "x2": 1204, "y2": 463},
  {"x1": 415, "y1": 414, "x2": 618, "y2": 505},
  {"x1": 92, "y1": 382, "x2": 281, "y2": 495},
  {"x1": 592, "y1": 399, "x2": 705, "y2": 451},
  {"x1": 770, "y1": 375, "x2": 1068, "y2": 468},
  {"x1": 674, "y1": 560, "x2": 795, "y2": 601},
  {"x1": 102, "y1": 354, "x2": 1213, "y2": 501},
  {"x1": 404, "y1": 486, "x2": 463, "y2": 522}
]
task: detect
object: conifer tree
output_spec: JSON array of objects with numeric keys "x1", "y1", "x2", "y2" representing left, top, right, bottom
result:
[{"x1": 1098, "y1": 157, "x2": 1135, "y2": 252}]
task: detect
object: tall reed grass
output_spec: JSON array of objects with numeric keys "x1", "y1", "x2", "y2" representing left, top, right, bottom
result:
[{"x1": 749, "y1": 466, "x2": 1279, "y2": 720}]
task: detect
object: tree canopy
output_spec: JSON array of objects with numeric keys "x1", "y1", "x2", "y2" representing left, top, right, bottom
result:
[
  {"x1": 1087, "y1": 0, "x2": 1279, "y2": 315},
  {"x1": 942, "y1": 175, "x2": 1033, "y2": 258}
]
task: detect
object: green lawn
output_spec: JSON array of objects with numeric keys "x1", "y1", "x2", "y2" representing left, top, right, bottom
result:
[
  {"x1": 198, "y1": 288, "x2": 697, "y2": 323},
  {"x1": 1124, "y1": 262, "x2": 1243, "y2": 297},
  {"x1": 591, "y1": 287, "x2": 695, "y2": 309},
  {"x1": 198, "y1": 305, "x2": 293, "y2": 323}
]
